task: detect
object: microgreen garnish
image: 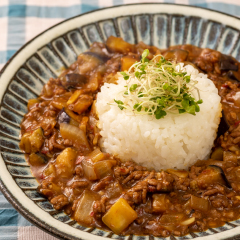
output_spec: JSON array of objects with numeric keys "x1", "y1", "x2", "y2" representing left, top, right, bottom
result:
[
  {"x1": 120, "y1": 71, "x2": 129, "y2": 80},
  {"x1": 114, "y1": 99, "x2": 125, "y2": 110},
  {"x1": 114, "y1": 49, "x2": 203, "y2": 119}
]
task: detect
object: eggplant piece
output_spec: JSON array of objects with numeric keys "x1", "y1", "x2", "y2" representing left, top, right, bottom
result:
[
  {"x1": 57, "y1": 108, "x2": 71, "y2": 126},
  {"x1": 57, "y1": 108, "x2": 80, "y2": 127},
  {"x1": 77, "y1": 53, "x2": 103, "y2": 75},
  {"x1": 208, "y1": 165, "x2": 232, "y2": 189},
  {"x1": 220, "y1": 55, "x2": 238, "y2": 71},
  {"x1": 61, "y1": 73, "x2": 87, "y2": 89},
  {"x1": 106, "y1": 36, "x2": 134, "y2": 54},
  {"x1": 196, "y1": 165, "x2": 231, "y2": 189},
  {"x1": 210, "y1": 147, "x2": 224, "y2": 161},
  {"x1": 217, "y1": 111, "x2": 230, "y2": 138},
  {"x1": 189, "y1": 209, "x2": 195, "y2": 216},
  {"x1": 228, "y1": 70, "x2": 240, "y2": 82},
  {"x1": 163, "y1": 49, "x2": 189, "y2": 62},
  {"x1": 84, "y1": 51, "x2": 109, "y2": 63}
]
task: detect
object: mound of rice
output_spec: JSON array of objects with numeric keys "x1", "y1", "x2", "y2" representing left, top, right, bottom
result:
[{"x1": 96, "y1": 64, "x2": 222, "y2": 170}]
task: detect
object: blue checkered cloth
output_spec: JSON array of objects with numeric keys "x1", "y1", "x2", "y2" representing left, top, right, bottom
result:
[{"x1": 0, "y1": 0, "x2": 240, "y2": 239}]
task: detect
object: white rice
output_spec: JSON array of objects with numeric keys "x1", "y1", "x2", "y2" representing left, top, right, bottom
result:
[{"x1": 96, "y1": 64, "x2": 222, "y2": 170}]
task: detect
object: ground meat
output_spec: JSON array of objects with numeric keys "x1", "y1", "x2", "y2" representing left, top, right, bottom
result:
[
  {"x1": 91, "y1": 176, "x2": 113, "y2": 191},
  {"x1": 50, "y1": 194, "x2": 69, "y2": 210},
  {"x1": 72, "y1": 181, "x2": 89, "y2": 188},
  {"x1": 75, "y1": 165, "x2": 83, "y2": 177}
]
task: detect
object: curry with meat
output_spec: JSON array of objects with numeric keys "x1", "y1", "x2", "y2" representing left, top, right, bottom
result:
[{"x1": 20, "y1": 36, "x2": 240, "y2": 237}]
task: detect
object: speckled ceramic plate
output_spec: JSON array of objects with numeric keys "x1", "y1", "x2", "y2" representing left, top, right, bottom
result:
[{"x1": 0, "y1": 3, "x2": 240, "y2": 240}]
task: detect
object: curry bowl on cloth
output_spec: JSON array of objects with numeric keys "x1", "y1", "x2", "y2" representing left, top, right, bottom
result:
[{"x1": 0, "y1": 3, "x2": 240, "y2": 240}]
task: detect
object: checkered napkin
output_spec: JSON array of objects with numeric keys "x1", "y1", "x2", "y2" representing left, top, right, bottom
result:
[{"x1": 0, "y1": 0, "x2": 240, "y2": 239}]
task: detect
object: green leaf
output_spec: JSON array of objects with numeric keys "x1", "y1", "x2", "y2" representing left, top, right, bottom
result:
[
  {"x1": 141, "y1": 49, "x2": 149, "y2": 63},
  {"x1": 157, "y1": 99, "x2": 166, "y2": 107},
  {"x1": 181, "y1": 99, "x2": 189, "y2": 109},
  {"x1": 185, "y1": 76, "x2": 190, "y2": 83},
  {"x1": 120, "y1": 71, "x2": 129, "y2": 80},
  {"x1": 187, "y1": 105, "x2": 196, "y2": 115},
  {"x1": 197, "y1": 99, "x2": 203, "y2": 104},
  {"x1": 135, "y1": 71, "x2": 141, "y2": 78},
  {"x1": 163, "y1": 83, "x2": 169, "y2": 90},
  {"x1": 157, "y1": 98, "x2": 166, "y2": 106},
  {"x1": 139, "y1": 64, "x2": 147, "y2": 73},
  {"x1": 118, "y1": 105, "x2": 124, "y2": 110},
  {"x1": 195, "y1": 104, "x2": 200, "y2": 112},
  {"x1": 172, "y1": 86, "x2": 178, "y2": 93},
  {"x1": 133, "y1": 103, "x2": 142, "y2": 112},
  {"x1": 114, "y1": 99, "x2": 123, "y2": 105},
  {"x1": 179, "y1": 109, "x2": 186, "y2": 114},
  {"x1": 114, "y1": 99, "x2": 125, "y2": 110},
  {"x1": 155, "y1": 108, "x2": 167, "y2": 119},
  {"x1": 120, "y1": 71, "x2": 127, "y2": 76},
  {"x1": 160, "y1": 56, "x2": 166, "y2": 63},
  {"x1": 129, "y1": 84, "x2": 138, "y2": 92}
]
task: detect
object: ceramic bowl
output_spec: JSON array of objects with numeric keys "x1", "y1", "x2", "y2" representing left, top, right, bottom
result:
[{"x1": 0, "y1": 3, "x2": 240, "y2": 240}]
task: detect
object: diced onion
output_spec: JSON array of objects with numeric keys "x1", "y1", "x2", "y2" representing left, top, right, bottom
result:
[
  {"x1": 60, "y1": 123, "x2": 90, "y2": 151},
  {"x1": 74, "y1": 190, "x2": 100, "y2": 224},
  {"x1": 87, "y1": 148, "x2": 105, "y2": 162},
  {"x1": 81, "y1": 159, "x2": 97, "y2": 180}
]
